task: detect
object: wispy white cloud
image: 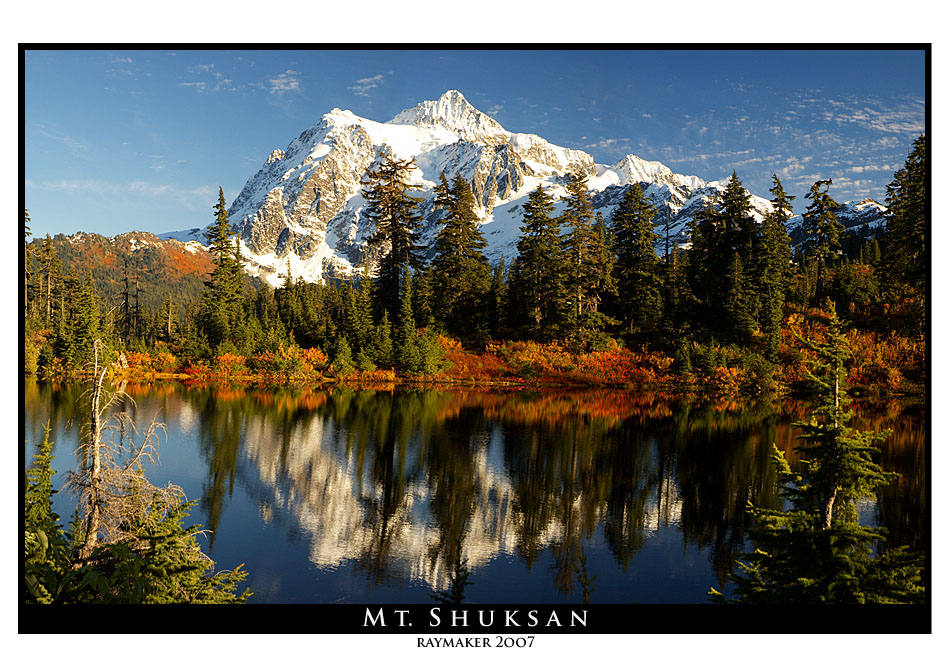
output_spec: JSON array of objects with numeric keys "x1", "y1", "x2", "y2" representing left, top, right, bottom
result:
[
  {"x1": 348, "y1": 73, "x2": 385, "y2": 97},
  {"x1": 267, "y1": 70, "x2": 301, "y2": 94},
  {"x1": 590, "y1": 137, "x2": 630, "y2": 150},
  {"x1": 181, "y1": 63, "x2": 235, "y2": 92}
]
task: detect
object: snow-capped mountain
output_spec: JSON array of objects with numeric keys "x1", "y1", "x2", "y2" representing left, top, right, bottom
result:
[
  {"x1": 786, "y1": 198, "x2": 889, "y2": 245},
  {"x1": 160, "y1": 90, "x2": 888, "y2": 287}
]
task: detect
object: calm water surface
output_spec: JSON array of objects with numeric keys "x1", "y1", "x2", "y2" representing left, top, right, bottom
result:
[{"x1": 22, "y1": 379, "x2": 925, "y2": 604}]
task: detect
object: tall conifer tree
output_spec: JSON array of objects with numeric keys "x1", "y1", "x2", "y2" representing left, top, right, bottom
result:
[
  {"x1": 201, "y1": 187, "x2": 245, "y2": 349},
  {"x1": 560, "y1": 174, "x2": 595, "y2": 322},
  {"x1": 882, "y1": 134, "x2": 927, "y2": 332},
  {"x1": 758, "y1": 175, "x2": 795, "y2": 360},
  {"x1": 431, "y1": 172, "x2": 491, "y2": 341},
  {"x1": 801, "y1": 179, "x2": 842, "y2": 303},
  {"x1": 611, "y1": 183, "x2": 662, "y2": 336},
  {"x1": 510, "y1": 185, "x2": 563, "y2": 340},
  {"x1": 363, "y1": 155, "x2": 424, "y2": 321}
]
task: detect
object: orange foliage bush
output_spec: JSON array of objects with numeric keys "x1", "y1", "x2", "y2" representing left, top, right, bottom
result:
[
  {"x1": 434, "y1": 337, "x2": 676, "y2": 387},
  {"x1": 117, "y1": 351, "x2": 178, "y2": 376},
  {"x1": 213, "y1": 352, "x2": 247, "y2": 376},
  {"x1": 777, "y1": 310, "x2": 925, "y2": 393}
]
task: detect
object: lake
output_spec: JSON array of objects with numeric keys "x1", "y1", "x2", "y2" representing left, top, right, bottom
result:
[{"x1": 22, "y1": 378, "x2": 926, "y2": 604}]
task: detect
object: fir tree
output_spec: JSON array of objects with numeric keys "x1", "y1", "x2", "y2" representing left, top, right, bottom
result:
[
  {"x1": 611, "y1": 183, "x2": 662, "y2": 336},
  {"x1": 883, "y1": 135, "x2": 926, "y2": 287},
  {"x1": 412, "y1": 266, "x2": 435, "y2": 330},
  {"x1": 364, "y1": 309, "x2": 394, "y2": 369},
  {"x1": 431, "y1": 172, "x2": 491, "y2": 342},
  {"x1": 200, "y1": 187, "x2": 245, "y2": 349},
  {"x1": 560, "y1": 174, "x2": 596, "y2": 324},
  {"x1": 363, "y1": 155, "x2": 424, "y2": 320},
  {"x1": 882, "y1": 135, "x2": 927, "y2": 333},
  {"x1": 720, "y1": 171, "x2": 756, "y2": 256},
  {"x1": 38, "y1": 234, "x2": 62, "y2": 329},
  {"x1": 720, "y1": 172, "x2": 760, "y2": 343},
  {"x1": 758, "y1": 175, "x2": 795, "y2": 360},
  {"x1": 686, "y1": 174, "x2": 761, "y2": 345},
  {"x1": 801, "y1": 179, "x2": 842, "y2": 303},
  {"x1": 330, "y1": 333, "x2": 357, "y2": 376},
  {"x1": 686, "y1": 202, "x2": 730, "y2": 338},
  {"x1": 24, "y1": 425, "x2": 75, "y2": 603},
  {"x1": 396, "y1": 266, "x2": 419, "y2": 372},
  {"x1": 510, "y1": 185, "x2": 563, "y2": 340}
]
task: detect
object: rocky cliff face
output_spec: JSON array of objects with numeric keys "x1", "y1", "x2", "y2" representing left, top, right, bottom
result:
[{"x1": 159, "y1": 90, "x2": 888, "y2": 287}]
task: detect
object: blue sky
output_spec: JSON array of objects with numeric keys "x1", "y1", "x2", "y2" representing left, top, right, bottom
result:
[{"x1": 24, "y1": 48, "x2": 926, "y2": 238}]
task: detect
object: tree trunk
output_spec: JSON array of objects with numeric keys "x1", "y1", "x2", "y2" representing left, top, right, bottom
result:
[
  {"x1": 80, "y1": 346, "x2": 106, "y2": 559},
  {"x1": 820, "y1": 355, "x2": 842, "y2": 530}
]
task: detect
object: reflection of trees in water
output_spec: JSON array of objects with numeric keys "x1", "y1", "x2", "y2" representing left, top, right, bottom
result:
[
  {"x1": 665, "y1": 400, "x2": 782, "y2": 587},
  {"x1": 423, "y1": 414, "x2": 480, "y2": 585},
  {"x1": 31, "y1": 380, "x2": 923, "y2": 599}
]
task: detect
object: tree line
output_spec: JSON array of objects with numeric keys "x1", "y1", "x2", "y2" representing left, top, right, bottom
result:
[{"x1": 23, "y1": 135, "x2": 926, "y2": 382}]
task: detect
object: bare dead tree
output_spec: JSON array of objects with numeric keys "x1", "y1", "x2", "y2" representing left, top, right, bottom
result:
[{"x1": 68, "y1": 340, "x2": 180, "y2": 561}]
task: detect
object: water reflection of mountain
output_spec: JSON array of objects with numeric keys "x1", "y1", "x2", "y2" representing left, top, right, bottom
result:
[{"x1": 186, "y1": 388, "x2": 796, "y2": 594}]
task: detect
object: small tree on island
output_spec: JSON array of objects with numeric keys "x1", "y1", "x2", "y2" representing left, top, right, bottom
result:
[{"x1": 711, "y1": 303, "x2": 924, "y2": 604}]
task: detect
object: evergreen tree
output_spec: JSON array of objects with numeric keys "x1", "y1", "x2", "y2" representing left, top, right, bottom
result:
[
  {"x1": 431, "y1": 172, "x2": 491, "y2": 342},
  {"x1": 686, "y1": 202, "x2": 730, "y2": 338},
  {"x1": 38, "y1": 235, "x2": 62, "y2": 330},
  {"x1": 412, "y1": 266, "x2": 435, "y2": 330},
  {"x1": 351, "y1": 278, "x2": 375, "y2": 354},
  {"x1": 364, "y1": 309, "x2": 394, "y2": 369},
  {"x1": 509, "y1": 185, "x2": 563, "y2": 340},
  {"x1": 69, "y1": 273, "x2": 104, "y2": 367},
  {"x1": 587, "y1": 214, "x2": 617, "y2": 323},
  {"x1": 560, "y1": 174, "x2": 596, "y2": 324},
  {"x1": 758, "y1": 175, "x2": 795, "y2": 360},
  {"x1": 882, "y1": 135, "x2": 927, "y2": 333},
  {"x1": 396, "y1": 265, "x2": 419, "y2": 372},
  {"x1": 200, "y1": 187, "x2": 245, "y2": 349},
  {"x1": 611, "y1": 183, "x2": 662, "y2": 336},
  {"x1": 800, "y1": 179, "x2": 842, "y2": 303},
  {"x1": 24, "y1": 425, "x2": 75, "y2": 603},
  {"x1": 330, "y1": 333, "x2": 357, "y2": 376},
  {"x1": 712, "y1": 304, "x2": 924, "y2": 604},
  {"x1": 686, "y1": 174, "x2": 761, "y2": 345},
  {"x1": 363, "y1": 155, "x2": 424, "y2": 320},
  {"x1": 720, "y1": 172, "x2": 759, "y2": 343},
  {"x1": 883, "y1": 135, "x2": 926, "y2": 287},
  {"x1": 720, "y1": 171, "x2": 756, "y2": 256}
]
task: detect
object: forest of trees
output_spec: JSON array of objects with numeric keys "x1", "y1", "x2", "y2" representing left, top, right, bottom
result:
[{"x1": 22, "y1": 135, "x2": 927, "y2": 392}]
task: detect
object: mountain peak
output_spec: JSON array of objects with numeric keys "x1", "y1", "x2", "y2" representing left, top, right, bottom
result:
[
  {"x1": 388, "y1": 90, "x2": 508, "y2": 143},
  {"x1": 611, "y1": 153, "x2": 706, "y2": 190}
]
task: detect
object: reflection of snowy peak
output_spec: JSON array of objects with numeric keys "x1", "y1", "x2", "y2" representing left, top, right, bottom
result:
[{"x1": 159, "y1": 90, "x2": 888, "y2": 287}]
